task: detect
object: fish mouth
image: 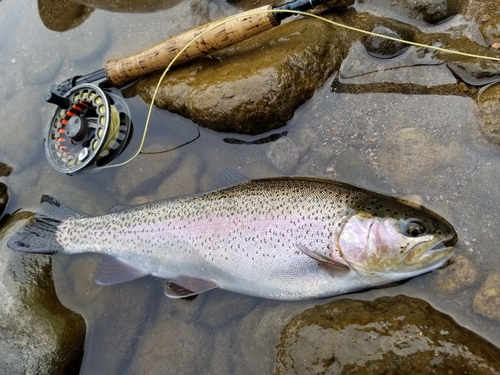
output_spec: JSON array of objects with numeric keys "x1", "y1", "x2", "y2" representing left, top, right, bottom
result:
[{"x1": 404, "y1": 233, "x2": 457, "y2": 267}]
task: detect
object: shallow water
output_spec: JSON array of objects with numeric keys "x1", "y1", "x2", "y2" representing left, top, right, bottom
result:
[{"x1": 0, "y1": 0, "x2": 499, "y2": 373}]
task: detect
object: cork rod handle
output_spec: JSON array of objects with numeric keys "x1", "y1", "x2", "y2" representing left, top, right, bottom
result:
[{"x1": 104, "y1": 5, "x2": 278, "y2": 87}]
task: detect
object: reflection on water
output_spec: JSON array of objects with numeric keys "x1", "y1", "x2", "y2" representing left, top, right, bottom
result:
[{"x1": 0, "y1": 0, "x2": 499, "y2": 373}]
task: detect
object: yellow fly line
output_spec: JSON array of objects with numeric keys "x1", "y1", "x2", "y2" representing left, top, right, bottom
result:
[{"x1": 101, "y1": 8, "x2": 500, "y2": 170}]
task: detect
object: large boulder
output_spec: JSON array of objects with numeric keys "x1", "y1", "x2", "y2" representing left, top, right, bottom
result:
[{"x1": 276, "y1": 295, "x2": 500, "y2": 374}]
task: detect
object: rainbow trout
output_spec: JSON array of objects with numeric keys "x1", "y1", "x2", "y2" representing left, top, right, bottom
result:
[{"x1": 8, "y1": 178, "x2": 457, "y2": 300}]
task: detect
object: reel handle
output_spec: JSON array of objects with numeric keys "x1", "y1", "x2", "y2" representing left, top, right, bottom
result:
[{"x1": 104, "y1": 5, "x2": 278, "y2": 87}]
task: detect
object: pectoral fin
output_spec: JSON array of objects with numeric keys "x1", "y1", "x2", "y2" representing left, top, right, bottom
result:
[
  {"x1": 164, "y1": 276, "x2": 217, "y2": 299},
  {"x1": 297, "y1": 244, "x2": 350, "y2": 271},
  {"x1": 94, "y1": 255, "x2": 149, "y2": 285}
]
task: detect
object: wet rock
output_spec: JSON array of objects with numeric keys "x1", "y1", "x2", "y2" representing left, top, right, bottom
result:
[
  {"x1": 479, "y1": 14, "x2": 500, "y2": 47},
  {"x1": 127, "y1": 17, "x2": 347, "y2": 134},
  {"x1": 0, "y1": 182, "x2": 7, "y2": 217},
  {"x1": 477, "y1": 81, "x2": 500, "y2": 145},
  {"x1": 356, "y1": 0, "x2": 462, "y2": 25},
  {"x1": 0, "y1": 212, "x2": 86, "y2": 375},
  {"x1": 407, "y1": 0, "x2": 449, "y2": 24},
  {"x1": 0, "y1": 162, "x2": 12, "y2": 176},
  {"x1": 364, "y1": 25, "x2": 410, "y2": 59},
  {"x1": 376, "y1": 128, "x2": 464, "y2": 192},
  {"x1": 266, "y1": 138, "x2": 300, "y2": 174},
  {"x1": 38, "y1": 0, "x2": 94, "y2": 32},
  {"x1": 340, "y1": 41, "x2": 457, "y2": 86},
  {"x1": 473, "y1": 273, "x2": 500, "y2": 321},
  {"x1": 432, "y1": 254, "x2": 478, "y2": 294},
  {"x1": 275, "y1": 295, "x2": 500, "y2": 374}
]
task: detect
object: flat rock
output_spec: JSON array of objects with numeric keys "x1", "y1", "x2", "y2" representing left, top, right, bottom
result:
[{"x1": 275, "y1": 295, "x2": 500, "y2": 374}]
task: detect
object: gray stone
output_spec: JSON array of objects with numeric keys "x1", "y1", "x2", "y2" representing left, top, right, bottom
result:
[
  {"x1": 478, "y1": 81, "x2": 500, "y2": 146},
  {"x1": 473, "y1": 273, "x2": 500, "y2": 322},
  {"x1": 0, "y1": 212, "x2": 85, "y2": 375},
  {"x1": 480, "y1": 14, "x2": 500, "y2": 46},
  {"x1": 266, "y1": 138, "x2": 300, "y2": 174},
  {"x1": 364, "y1": 25, "x2": 410, "y2": 59},
  {"x1": 432, "y1": 254, "x2": 478, "y2": 294},
  {"x1": 340, "y1": 41, "x2": 457, "y2": 86}
]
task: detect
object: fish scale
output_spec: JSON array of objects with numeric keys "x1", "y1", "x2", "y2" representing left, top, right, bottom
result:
[{"x1": 8, "y1": 178, "x2": 457, "y2": 300}]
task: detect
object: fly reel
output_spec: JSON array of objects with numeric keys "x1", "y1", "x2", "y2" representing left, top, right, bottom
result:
[{"x1": 45, "y1": 83, "x2": 132, "y2": 174}]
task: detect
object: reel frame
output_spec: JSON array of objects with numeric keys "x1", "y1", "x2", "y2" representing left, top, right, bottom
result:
[{"x1": 45, "y1": 83, "x2": 132, "y2": 175}]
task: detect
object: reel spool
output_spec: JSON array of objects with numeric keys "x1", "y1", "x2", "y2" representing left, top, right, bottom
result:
[{"x1": 45, "y1": 84, "x2": 132, "y2": 174}]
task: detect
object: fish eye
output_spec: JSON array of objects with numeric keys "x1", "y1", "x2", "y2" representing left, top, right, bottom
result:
[{"x1": 404, "y1": 219, "x2": 426, "y2": 237}]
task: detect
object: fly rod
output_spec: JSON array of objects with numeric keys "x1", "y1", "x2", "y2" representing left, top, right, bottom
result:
[{"x1": 46, "y1": 0, "x2": 338, "y2": 100}]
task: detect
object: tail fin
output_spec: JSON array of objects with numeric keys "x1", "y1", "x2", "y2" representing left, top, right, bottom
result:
[{"x1": 7, "y1": 195, "x2": 87, "y2": 254}]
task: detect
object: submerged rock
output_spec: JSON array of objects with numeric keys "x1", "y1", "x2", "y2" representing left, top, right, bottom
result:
[
  {"x1": 0, "y1": 212, "x2": 86, "y2": 375},
  {"x1": 479, "y1": 13, "x2": 500, "y2": 47},
  {"x1": 266, "y1": 138, "x2": 301, "y2": 174},
  {"x1": 477, "y1": 81, "x2": 500, "y2": 146},
  {"x1": 432, "y1": 254, "x2": 478, "y2": 294},
  {"x1": 127, "y1": 17, "x2": 347, "y2": 134},
  {"x1": 376, "y1": 128, "x2": 465, "y2": 192},
  {"x1": 0, "y1": 182, "x2": 7, "y2": 217},
  {"x1": 0, "y1": 162, "x2": 13, "y2": 177},
  {"x1": 473, "y1": 273, "x2": 500, "y2": 322},
  {"x1": 355, "y1": 0, "x2": 464, "y2": 25},
  {"x1": 275, "y1": 295, "x2": 500, "y2": 374},
  {"x1": 38, "y1": 0, "x2": 94, "y2": 32},
  {"x1": 363, "y1": 25, "x2": 410, "y2": 59}
]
